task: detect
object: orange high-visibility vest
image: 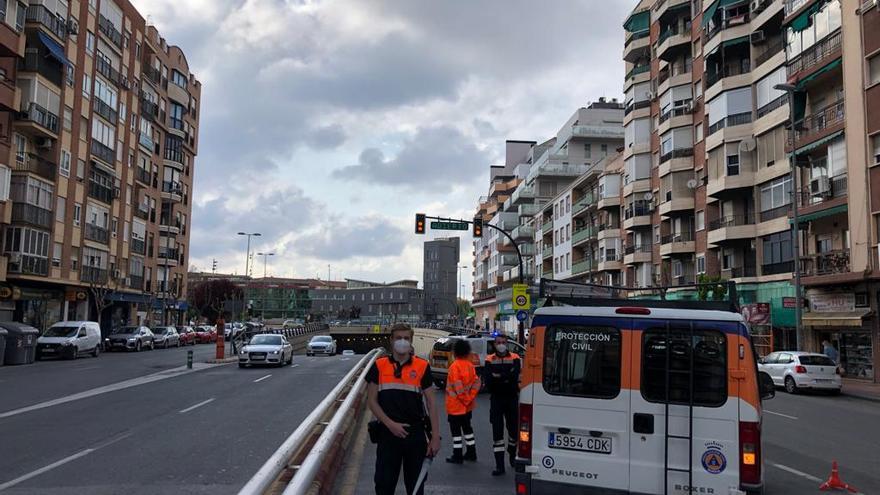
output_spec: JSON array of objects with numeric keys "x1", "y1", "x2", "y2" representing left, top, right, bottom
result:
[
  {"x1": 375, "y1": 356, "x2": 429, "y2": 393},
  {"x1": 445, "y1": 358, "x2": 480, "y2": 415}
]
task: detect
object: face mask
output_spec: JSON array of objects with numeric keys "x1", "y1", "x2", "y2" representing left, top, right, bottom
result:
[
  {"x1": 495, "y1": 344, "x2": 508, "y2": 355},
  {"x1": 393, "y1": 338, "x2": 411, "y2": 354}
]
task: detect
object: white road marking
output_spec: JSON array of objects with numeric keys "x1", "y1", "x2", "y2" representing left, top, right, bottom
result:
[
  {"x1": 770, "y1": 463, "x2": 823, "y2": 483},
  {"x1": 253, "y1": 374, "x2": 272, "y2": 383},
  {"x1": 179, "y1": 398, "x2": 215, "y2": 414},
  {"x1": 764, "y1": 410, "x2": 799, "y2": 420},
  {"x1": 291, "y1": 364, "x2": 300, "y2": 368},
  {"x1": 0, "y1": 363, "x2": 220, "y2": 420},
  {"x1": 75, "y1": 366, "x2": 102, "y2": 371},
  {"x1": 0, "y1": 448, "x2": 95, "y2": 491}
]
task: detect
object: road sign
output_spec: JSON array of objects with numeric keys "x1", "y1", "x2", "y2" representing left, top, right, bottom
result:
[
  {"x1": 512, "y1": 283, "x2": 530, "y2": 310},
  {"x1": 516, "y1": 310, "x2": 528, "y2": 322},
  {"x1": 431, "y1": 221, "x2": 469, "y2": 231}
]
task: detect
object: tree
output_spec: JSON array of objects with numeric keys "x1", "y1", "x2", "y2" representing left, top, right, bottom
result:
[
  {"x1": 697, "y1": 274, "x2": 728, "y2": 301},
  {"x1": 457, "y1": 299, "x2": 472, "y2": 318},
  {"x1": 190, "y1": 279, "x2": 244, "y2": 323},
  {"x1": 88, "y1": 271, "x2": 118, "y2": 332}
]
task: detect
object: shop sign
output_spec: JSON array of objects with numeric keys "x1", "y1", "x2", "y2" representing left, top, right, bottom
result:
[
  {"x1": 809, "y1": 293, "x2": 855, "y2": 313},
  {"x1": 782, "y1": 297, "x2": 797, "y2": 309},
  {"x1": 741, "y1": 303, "x2": 770, "y2": 325}
]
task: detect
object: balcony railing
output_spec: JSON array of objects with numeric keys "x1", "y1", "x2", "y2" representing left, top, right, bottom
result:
[
  {"x1": 709, "y1": 214, "x2": 756, "y2": 230},
  {"x1": 98, "y1": 15, "x2": 123, "y2": 48},
  {"x1": 660, "y1": 231, "x2": 695, "y2": 244},
  {"x1": 801, "y1": 249, "x2": 850, "y2": 277},
  {"x1": 93, "y1": 97, "x2": 117, "y2": 124},
  {"x1": 159, "y1": 248, "x2": 180, "y2": 261},
  {"x1": 757, "y1": 94, "x2": 788, "y2": 119},
  {"x1": 20, "y1": 52, "x2": 63, "y2": 86},
  {"x1": 762, "y1": 261, "x2": 794, "y2": 275},
  {"x1": 659, "y1": 147, "x2": 694, "y2": 164},
  {"x1": 11, "y1": 203, "x2": 53, "y2": 229},
  {"x1": 705, "y1": 11, "x2": 750, "y2": 40},
  {"x1": 133, "y1": 207, "x2": 149, "y2": 221},
  {"x1": 139, "y1": 133, "x2": 154, "y2": 151},
  {"x1": 601, "y1": 252, "x2": 621, "y2": 263},
  {"x1": 793, "y1": 99, "x2": 844, "y2": 148},
  {"x1": 140, "y1": 98, "x2": 159, "y2": 121},
  {"x1": 131, "y1": 238, "x2": 146, "y2": 255},
  {"x1": 705, "y1": 59, "x2": 751, "y2": 88},
  {"x1": 625, "y1": 64, "x2": 650, "y2": 81},
  {"x1": 624, "y1": 205, "x2": 652, "y2": 219},
  {"x1": 541, "y1": 221, "x2": 552, "y2": 234},
  {"x1": 572, "y1": 259, "x2": 594, "y2": 275},
  {"x1": 572, "y1": 195, "x2": 593, "y2": 215},
  {"x1": 759, "y1": 204, "x2": 791, "y2": 222},
  {"x1": 91, "y1": 139, "x2": 115, "y2": 165},
  {"x1": 95, "y1": 57, "x2": 122, "y2": 86},
  {"x1": 88, "y1": 180, "x2": 114, "y2": 204},
  {"x1": 84, "y1": 223, "x2": 110, "y2": 244},
  {"x1": 12, "y1": 153, "x2": 56, "y2": 180},
  {"x1": 542, "y1": 246, "x2": 553, "y2": 259},
  {"x1": 659, "y1": 103, "x2": 694, "y2": 124},
  {"x1": 755, "y1": 39, "x2": 785, "y2": 67},
  {"x1": 624, "y1": 99, "x2": 651, "y2": 116},
  {"x1": 625, "y1": 245, "x2": 652, "y2": 255},
  {"x1": 143, "y1": 65, "x2": 161, "y2": 86},
  {"x1": 657, "y1": 26, "x2": 686, "y2": 46},
  {"x1": 572, "y1": 226, "x2": 597, "y2": 244},
  {"x1": 787, "y1": 30, "x2": 841, "y2": 78},
  {"x1": 81, "y1": 266, "x2": 109, "y2": 284},
  {"x1": 129, "y1": 275, "x2": 144, "y2": 291},
  {"x1": 8, "y1": 254, "x2": 49, "y2": 276},
  {"x1": 784, "y1": 0, "x2": 810, "y2": 15},
  {"x1": 722, "y1": 265, "x2": 758, "y2": 278},
  {"x1": 19, "y1": 102, "x2": 59, "y2": 134},
  {"x1": 708, "y1": 111, "x2": 753, "y2": 135},
  {"x1": 162, "y1": 181, "x2": 182, "y2": 194},
  {"x1": 135, "y1": 167, "x2": 151, "y2": 185},
  {"x1": 26, "y1": 5, "x2": 67, "y2": 39},
  {"x1": 797, "y1": 173, "x2": 847, "y2": 207}
]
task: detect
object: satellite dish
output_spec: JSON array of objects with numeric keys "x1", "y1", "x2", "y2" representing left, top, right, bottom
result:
[
  {"x1": 687, "y1": 179, "x2": 699, "y2": 190},
  {"x1": 739, "y1": 137, "x2": 757, "y2": 153},
  {"x1": 642, "y1": 192, "x2": 654, "y2": 202}
]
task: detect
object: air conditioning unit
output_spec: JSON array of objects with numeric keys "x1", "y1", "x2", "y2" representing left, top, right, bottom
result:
[
  {"x1": 750, "y1": 30, "x2": 766, "y2": 44},
  {"x1": 810, "y1": 176, "x2": 832, "y2": 197},
  {"x1": 751, "y1": 0, "x2": 769, "y2": 14},
  {"x1": 67, "y1": 19, "x2": 79, "y2": 34},
  {"x1": 683, "y1": 101, "x2": 694, "y2": 113},
  {"x1": 121, "y1": 78, "x2": 131, "y2": 90},
  {"x1": 8, "y1": 253, "x2": 21, "y2": 264},
  {"x1": 36, "y1": 137, "x2": 54, "y2": 149},
  {"x1": 124, "y1": 277, "x2": 131, "y2": 287},
  {"x1": 113, "y1": 269, "x2": 122, "y2": 279},
  {"x1": 646, "y1": 91, "x2": 656, "y2": 101}
]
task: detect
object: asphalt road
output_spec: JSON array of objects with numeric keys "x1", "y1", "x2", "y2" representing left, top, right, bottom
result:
[
  {"x1": 0, "y1": 350, "x2": 357, "y2": 494},
  {"x1": 354, "y1": 389, "x2": 880, "y2": 495}
]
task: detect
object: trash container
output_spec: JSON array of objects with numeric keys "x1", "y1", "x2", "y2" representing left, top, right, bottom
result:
[
  {"x1": 0, "y1": 322, "x2": 40, "y2": 365},
  {"x1": 0, "y1": 327, "x2": 7, "y2": 366}
]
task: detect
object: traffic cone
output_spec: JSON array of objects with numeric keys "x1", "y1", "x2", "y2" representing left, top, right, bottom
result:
[{"x1": 819, "y1": 460, "x2": 858, "y2": 493}]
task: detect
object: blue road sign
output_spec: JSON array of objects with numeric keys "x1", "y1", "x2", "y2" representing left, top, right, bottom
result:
[{"x1": 516, "y1": 310, "x2": 528, "y2": 322}]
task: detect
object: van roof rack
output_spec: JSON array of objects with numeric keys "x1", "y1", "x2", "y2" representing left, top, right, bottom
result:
[{"x1": 538, "y1": 279, "x2": 740, "y2": 313}]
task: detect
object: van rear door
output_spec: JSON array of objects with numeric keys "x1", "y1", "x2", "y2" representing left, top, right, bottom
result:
[
  {"x1": 628, "y1": 319, "x2": 739, "y2": 495},
  {"x1": 530, "y1": 317, "x2": 630, "y2": 492}
]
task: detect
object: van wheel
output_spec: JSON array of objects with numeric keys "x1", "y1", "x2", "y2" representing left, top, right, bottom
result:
[
  {"x1": 68, "y1": 346, "x2": 78, "y2": 360},
  {"x1": 784, "y1": 376, "x2": 799, "y2": 394},
  {"x1": 92, "y1": 345, "x2": 100, "y2": 358}
]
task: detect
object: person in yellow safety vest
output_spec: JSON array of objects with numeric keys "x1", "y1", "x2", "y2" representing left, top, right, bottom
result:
[
  {"x1": 445, "y1": 338, "x2": 480, "y2": 464},
  {"x1": 485, "y1": 333, "x2": 521, "y2": 476}
]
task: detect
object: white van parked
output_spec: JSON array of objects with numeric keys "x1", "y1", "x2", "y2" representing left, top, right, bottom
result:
[{"x1": 36, "y1": 321, "x2": 102, "y2": 360}]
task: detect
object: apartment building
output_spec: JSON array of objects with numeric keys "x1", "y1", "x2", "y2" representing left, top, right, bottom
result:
[
  {"x1": 423, "y1": 236, "x2": 460, "y2": 320},
  {"x1": 0, "y1": 0, "x2": 200, "y2": 332}
]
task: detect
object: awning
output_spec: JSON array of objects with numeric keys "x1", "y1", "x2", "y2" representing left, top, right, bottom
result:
[
  {"x1": 790, "y1": 204, "x2": 847, "y2": 224},
  {"x1": 722, "y1": 36, "x2": 750, "y2": 49},
  {"x1": 796, "y1": 58, "x2": 842, "y2": 89},
  {"x1": 787, "y1": 0, "x2": 829, "y2": 32},
  {"x1": 795, "y1": 130, "x2": 844, "y2": 156},
  {"x1": 802, "y1": 309, "x2": 871, "y2": 327},
  {"x1": 624, "y1": 10, "x2": 650, "y2": 33},
  {"x1": 37, "y1": 31, "x2": 70, "y2": 66},
  {"x1": 91, "y1": 159, "x2": 116, "y2": 177},
  {"x1": 701, "y1": 0, "x2": 745, "y2": 27}
]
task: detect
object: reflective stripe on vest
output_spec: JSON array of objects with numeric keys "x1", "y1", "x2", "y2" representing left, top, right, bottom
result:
[{"x1": 487, "y1": 352, "x2": 520, "y2": 365}]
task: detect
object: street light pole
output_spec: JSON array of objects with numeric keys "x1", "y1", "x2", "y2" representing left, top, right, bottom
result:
[
  {"x1": 237, "y1": 232, "x2": 261, "y2": 278},
  {"x1": 257, "y1": 252, "x2": 275, "y2": 278},
  {"x1": 256, "y1": 252, "x2": 275, "y2": 320},
  {"x1": 775, "y1": 83, "x2": 804, "y2": 351}
]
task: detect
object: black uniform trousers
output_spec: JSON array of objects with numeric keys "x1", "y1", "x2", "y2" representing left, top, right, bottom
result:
[
  {"x1": 490, "y1": 393, "x2": 518, "y2": 455},
  {"x1": 447, "y1": 411, "x2": 475, "y2": 455},
  {"x1": 374, "y1": 423, "x2": 428, "y2": 495}
]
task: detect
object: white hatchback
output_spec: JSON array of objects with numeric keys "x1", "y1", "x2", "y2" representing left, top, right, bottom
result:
[{"x1": 758, "y1": 351, "x2": 841, "y2": 394}]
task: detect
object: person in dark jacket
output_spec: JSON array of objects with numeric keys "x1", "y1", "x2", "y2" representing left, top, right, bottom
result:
[{"x1": 484, "y1": 333, "x2": 521, "y2": 475}]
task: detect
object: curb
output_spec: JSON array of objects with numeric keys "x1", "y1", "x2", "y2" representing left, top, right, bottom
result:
[
  {"x1": 842, "y1": 391, "x2": 880, "y2": 403},
  {"x1": 204, "y1": 357, "x2": 238, "y2": 364}
]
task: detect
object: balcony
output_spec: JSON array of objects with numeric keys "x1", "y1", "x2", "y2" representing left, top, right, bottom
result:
[
  {"x1": 707, "y1": 168, "x2": 756, "y2": 198},
  {"x1": 572, "y1": 225, "x2": 597, "y2": 246},
  {"x1": 140, "y1": 97, "x2": 159, "y2": 123},
  {"x1": 705, "y1": 10, "x2": 750, "y2": 42},
  {"x1": 658, "y1": 102, "x2": 695, "y2": 127},
  {"x1": 26, "y1": 5, "x2": 67, "y2": 40},
  {"x1": 706, "y1": 58, "x2": 751, "y2": 92},
  {"x1": 598, "y1": 195, "x2": 621, "y2": 210},
  {"x1": 143, "y1": 65, "x2": 161, "y2": 86},
  {"x1": 572, "y1": 194, "x2": 594, "y2": 216},
  {"x1": 7, "y1": 254, "x2": 49, "y2": 276},
  {"x1": 12, "y1": 153, "x2": 56, "y2": 181},
  {"x1": 801, "y1": 249, "x2": 850, "y2": 278},
  {"x1": 512, "y1": 225, "x2": 535, "y2": 240},
  {"x1": 786, "y1": 30, "x2": 841, "y2": 81},
  {"x1": 791, "y1": 99, "x2": 844, "y2": 153},
  {"x1": 541, "y1": 221, "x2": 553, "y2": 235},
  {"x1": 133, "y1": 206, "x2": 149, "y2": 221},
  {"x1": 757, "y1": 94, "x2": 788, "y2": 120},
  {"x1": 158, "y1": 221, "x2": 181, "y2": 235},
  {"x1": 17, "y1": 102, "x2": 59, "y2": 137},
  {"x1": 657, "y1": 28, "x2": 691, "y2": 61},
  {"x1": 20, "y1": 51, "x2": 63, "y2": 87},
  {"x1": 659, "y1": 147, "x2": 694, "y2": 165},
  {"x1": 161, "y1": 181, "x2": 184, "y2": 202},
  {"x1": 509, "y1": 186, "x2": 536, "y2": 205},
  {"x1": 159, "y1": 249, "x2": 180, "y2": 266},
  {"x1": 95, "y1": 57, "x2": 122, "y2": 86},
  {"x1": 598, "y1": 226, "x2": 621, "y2": 241},
  {"x1": 796, "y1": 173, "x2": 847, "y2": 214},
  {"x1": 91, "y1": 139, "x2": 115, "y2": 165},
  {"x1": 762, "y1": 260, "x2": 794, "y2": 276},
  {"x1": 708, "y1": 112, "x2": 753, "y2": 136},
  {"x1": 129, "y1": 275, "x2": 144, "y2": 291},
  {"x1": 11, "y1": 203, "x2": 53, "y2": 229},
  {"x1": 660, "y1": 231, "x2": 695, "y2": 252},
  {"x1": 625, "y1": 64, "x2": 650, "y2": 82},
  {"x1": 81, "y1": 266, "x2": 109, "y2": 284},
  {"x1": 784, "y1": 0, "x2": 812, "y2": 16},
  {"x1": 93, "y1": 97, "x2": 117, "y2": 124},
  {"x1": 139, "y1": 132, "x2": 154, "y2": 152},
  {"x1": 623, "y1": 204, "x2": 652, "y2": 230},
  {"x1": 707, "y1": 214, "x2": 757, "y2": 245},
  {"x1": 84, "y1": 223, "x2": 110, "y2": 244},
  {"x1": 135, "y1": 167, "x2": 151, "y2": 185},
  {"x1": 624, "y1": 99, "x2": 651, "y2": 119},
  {"x1": 754, "y1": 39, "x2": 785, "y2": 69},
  {"x1": 131, "y1": 238, "x2": 146, "y2": 255},
  {"x1": 98, "y1": 15, "x2": 123, "y2": 48},
  {"x1": 624, "y1": 245, "x2": 652, "y2": 265},
  {"x1": 571, "y1": 258, "x2": 594, "y2": 276},
  {"x1": 721, "y1": 265, "x2": 758, "y2": 279},
  {"x1": 670, "y1": 273, "x2": 697, "y2": 286},
  {"x1": 623, "y1": 31, "x2": 650, "y2": 63},
  {"x1": 760, "y1": 204, "x2": 791, "y2": 222},
  {"x1": 526, "y1": 162, "x2": 589, "y2": 183},
  {"x1": 518, "y1": 203, "x2": 540, "y2": 217},
  {"x1": 658, "y1": 194, "x2": 695, "y2": 216},
  {"x1": 88, "y1": 180, "x2": 114, "y2": 204}
]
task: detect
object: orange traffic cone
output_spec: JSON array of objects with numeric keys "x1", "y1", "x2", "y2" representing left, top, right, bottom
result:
[{"x1": 819, "y1": 460, "x2": 858, "y2": 493}]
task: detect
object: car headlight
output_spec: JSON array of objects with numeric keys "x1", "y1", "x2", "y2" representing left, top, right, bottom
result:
[
  {"x1": 240, "y1": 348, "x2": 248, "y2": 354},
  {"x1": 270, "y1": 350, "x2": 280, "y2": 354},
  {"x1": 128, "y1": 338, "x2": 136, "y2": 342}
]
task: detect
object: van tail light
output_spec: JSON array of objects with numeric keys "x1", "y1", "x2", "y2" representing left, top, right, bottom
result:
[
  {"x1": 739, "y1": 421, "x2": 762, "y2": 487},
  {"x1": 516, "y1": 481, "x2": 528, "y2": 494},
  {"x1": 517, "y1": 403, "x2": 533, "y2": 460},
  {"x1": 795, "y1": 365, "x2": 807, "y2": 374},
  {"x1": 615, "y1": 307, "x2": 651, "y2": 315}
]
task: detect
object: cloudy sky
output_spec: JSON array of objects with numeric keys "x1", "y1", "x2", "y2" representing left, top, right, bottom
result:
[{"x1": 131, "y1": 0, "x2": 631, "y2": 294}]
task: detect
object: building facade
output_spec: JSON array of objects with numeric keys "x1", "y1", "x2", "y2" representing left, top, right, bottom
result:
[
  {"x1": 0, "y1": 0, "x2": 200, "y2": 333},
  {"x1": 422, "y1": 236, "x2": 460, "y2": 320},
  {"x1": 309, "y1": 279, "x2": 424, "y2": 323}
]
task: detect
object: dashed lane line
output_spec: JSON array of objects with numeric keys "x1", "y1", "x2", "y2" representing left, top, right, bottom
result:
[
  {"x1": 254, "y1": 374, "x2": 272, "y2": 383},
  {"x1": 178, "y1": 398, "x2": 215, "y2": 414}
]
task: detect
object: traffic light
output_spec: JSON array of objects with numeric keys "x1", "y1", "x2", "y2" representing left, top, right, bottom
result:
[
  {"x1": 415, "y1": 213, "x2": 426, "y2": 234},
  {"x1": 211, "y1": 259, "x2": 217, "y2": 273},
  {"x1": 473, "y1": 218, "x2": 483, "y2": 237}
]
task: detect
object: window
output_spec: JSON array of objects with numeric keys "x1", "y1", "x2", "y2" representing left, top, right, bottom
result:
[
  {"x1": 694, "y1": 80, "x2": 703, "y2": 99},
  {"x1": 94, "y1": 77, "x2": 117, "y2": 108},
  {"x1": 60, "y1": 150, "x2": 71, "y2": 177},
  {"x1": 86, "y1": 31, "x2": 95, "y2": 54},
  {"x1": 0, "y1": 165, "x2": 9, "y2": 201},
  {"x1": 816, "y1": 235, "x2": 832, "y2": 254},
  {"x1": 171, "y1": 70, "x2": 187, "y2": 88},
  {"x1": 11, "y1": 176, "x2": 54, "y2": 209},
  {"x1": 873, "y1": 135, "x2": 880, "y2": 166},
  {"x1": 82, "y1": 74, "x2": 91, "y2": 99},
  {"x1": 756, "y1": 67, "x2": 787, "y2": 111},
  {"x1": 3, "y1": 227, "x2": 50, "y2": 259},
  {"x1": 642, "y1": 329, "x2": 727, "y2": 406},
  {"x1": 55, "y1": 197, "x2": 65, "y2": 222},
  {"x1": 80, "y1": 117, "x2": 88, "y2": 142},
  {"x1": 601, "y1": 144, "x2": 608, "y2": 155},
  {"x1": 566, "y1": 253, "x2": 570, "y2": 270},
  {"x1": 762, "y1": 231, "x2": 793, "y2": 265},
  {"x1": 760, "y1": 176, "x2": 792, "y2": 212},
  {"x1": 543, "y1": 326, "x2": 621, "y2": 399},
  {"x1": 695, "y1": 123, "x2": 703, "y2": 143},
  {"x1": 77, "y1": 159, "x2": 85, "y2": 180},
  {"x1": 870, "y1": 54, "x2": 880, "y2": 86},
  {"x1": 53, "y1": 243, "x2": 62, "y2": 267},
  {"x1": 726, "y1": 153, "x2": 740, "y2": 176},
  {"x1": 66, "y1": 65, "x2": 75, "y2": 86},
  {"x1": 654, "y1": 225, "x2": 661, "y2": 244},
  {"x1": 73, "y1": 203, "x2": 81, "y2": 226},
  {"x1": 584, "y1": 143, "x2": 591, "y2": 158},
  {"x1": 697, "y1": 255, "x2": 706, "y2": 274},
  {"x1": 696, "y1": 210, "x2": 705, "y2": 231},
  {"x1": 91, "y1": 119, "x2": 116, "y2": 148},
  {"x1": 63, "y1": 106, "x2": 72, "y2": 131},
  {"x1": 119, "y1": 102, "x2": 126, "y2": 124},
  {"x1": 169, "y1": 101, "x2": 185, "y2": 130},
  {"x1": 707, "y1": 87, "x2": 752, "y2": 131},
  {"x1": 14, "y1": 134, "x2": 25, "y2": 164}
]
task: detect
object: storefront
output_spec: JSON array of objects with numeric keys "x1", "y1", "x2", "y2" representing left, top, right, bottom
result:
[{"x1": 803, "y1": 292, "x2": 875, "y2": 382}]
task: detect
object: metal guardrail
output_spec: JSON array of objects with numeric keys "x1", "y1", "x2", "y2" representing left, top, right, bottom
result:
[{"x1": 238, "y1": 348, "x2": 383, "y2": 495}]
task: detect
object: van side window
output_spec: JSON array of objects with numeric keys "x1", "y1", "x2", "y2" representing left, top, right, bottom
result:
[
  {"x1": 543, "y1": 326, "x2": 620, "y2": 399},
  {"x1": 642, "y1": 329, "x2": 727, "y2": 407}
]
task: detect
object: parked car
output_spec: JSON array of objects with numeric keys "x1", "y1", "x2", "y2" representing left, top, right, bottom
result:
[
  {"x1": 238, "y1": 334, "x2": 293, "y2": 368},
  {"x1": 105, "y1": 326, "x2": 155, "y2": 352},
  {"x1": 195, "y1": 326, "x2": 217, "y2": 344},
  {"x1": 306, "y1": 335, "x2": 337, "y2": 356},
  {"x1": 151, "y1": 326, "x2": 180, "y2": 348},
  {"x1": 178, "y1": 326, "x2": 197, "y2": 346},
  {"x1": 36, "y1": 321, "x2": 102, "y2": 360},
  {"x1": 759, "y1": 351, "x2": 841, "y2": 394}
]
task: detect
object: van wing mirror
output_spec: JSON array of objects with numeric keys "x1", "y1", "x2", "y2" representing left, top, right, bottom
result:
[{"x1": 758, "y1": 371, "x2": 775, "y2": 401}]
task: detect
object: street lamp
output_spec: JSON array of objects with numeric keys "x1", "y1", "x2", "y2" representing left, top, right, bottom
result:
[
  {"x1": 256, "y1": 252, "x2": 275, "y2": 320},
  {"x1": 257, "y1": 252, "x2": 275, "y2": 278},
  {"x1": 774, "y1": 82, "x2": 804, "y2": 351},
  {"x1": 237, "y1": 232, "x2": 261, "y2": 278}
]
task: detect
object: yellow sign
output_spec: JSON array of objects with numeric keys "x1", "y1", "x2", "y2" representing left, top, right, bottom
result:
[
  {"x1": 512, "y1": 284, "x2": 530, "y2": 311},
  {"x1": 372, "y1": 324, "x2": 381, "y2": 334}
]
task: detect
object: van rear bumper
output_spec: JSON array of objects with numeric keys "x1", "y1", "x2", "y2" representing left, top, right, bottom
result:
[{"x1": 515, "y1": 473, "x2": 633, "y2": 495}]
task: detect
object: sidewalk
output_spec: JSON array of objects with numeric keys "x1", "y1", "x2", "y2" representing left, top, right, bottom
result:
[{"x1": 842, "y1": 378, "x2": 880, "y2": 402}]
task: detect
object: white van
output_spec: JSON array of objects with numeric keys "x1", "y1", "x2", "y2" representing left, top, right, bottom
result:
[
  {"x1": 515, "y1": 282, "x2": 775, "y2": 495},
  {"x1": 36, "y1": 321, "x2": 102, "y2": 360}
]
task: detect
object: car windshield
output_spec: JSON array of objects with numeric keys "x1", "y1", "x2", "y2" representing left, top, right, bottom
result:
[
  {"x1": 800, "y1": 355, "x2": 836, "y2": 366},
  {"x1": 43, "y1": 326, "x2": 79, "y2": 338},
  {"x1": 250, "y1": 335, "x2": 282, "y2": 346},
  {"x1": 112, "y1": 327, "x2": 139, "y2": 335},
  {"x1": 311, "y1": 336, "x2": 332, "y2": 343}
]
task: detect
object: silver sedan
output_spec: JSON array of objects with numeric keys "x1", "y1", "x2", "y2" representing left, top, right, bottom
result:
[{"x1": 239, "y1": 334, "x2": 293, "y2": 368}]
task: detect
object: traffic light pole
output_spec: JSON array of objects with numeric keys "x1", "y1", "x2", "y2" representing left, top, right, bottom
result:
[{"x1": 422, "y1": 215, "x2": 527, "y2": 344}]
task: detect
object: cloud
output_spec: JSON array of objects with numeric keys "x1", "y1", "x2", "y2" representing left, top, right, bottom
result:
[
  {"x1": 305, "y1": 124, "x2": 347, "y2": 150},
  {"x1": 296, "y1": 216, "x2": 406, "y2": 260},
  {"x1": 331, "y1": 125, "x2": 487, "y2": 191}
]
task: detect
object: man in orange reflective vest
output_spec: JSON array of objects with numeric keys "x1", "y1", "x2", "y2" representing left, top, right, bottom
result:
[
  {"x1": 485, "y1": 333, "x2": 521, "y2": 476},
  {"x1": 444, "y1": 339, "x2": 480, "y2": 464},
  {"x1": 366, "y1": 324, "x2": 441, "y2": 495}
]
